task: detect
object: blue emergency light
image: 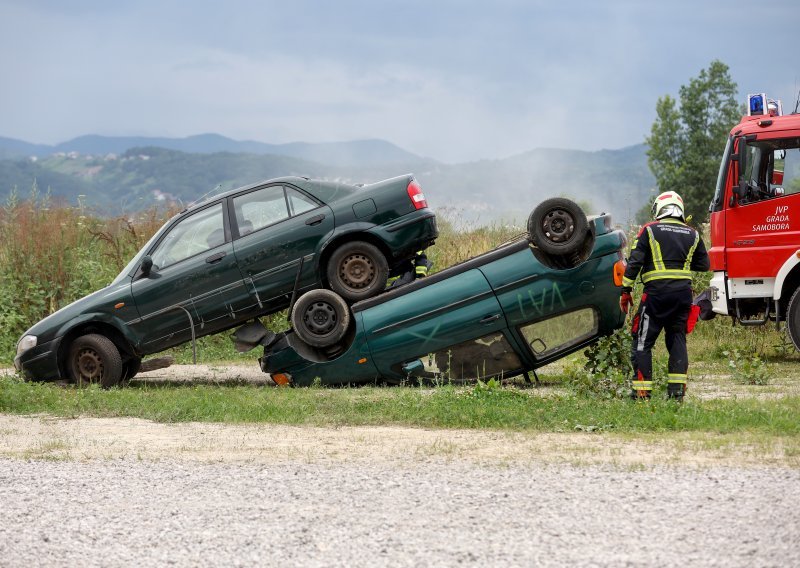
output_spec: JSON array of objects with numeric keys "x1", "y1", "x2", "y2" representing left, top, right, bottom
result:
[
  {"x1": 747, "y1": 93, "x2": 783, "y2": 117},
  {"x1": 748, "y1": 93, "x2": 767, "y2": 116}
]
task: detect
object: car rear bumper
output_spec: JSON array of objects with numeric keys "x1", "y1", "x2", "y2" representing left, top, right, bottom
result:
[
  {"x1": 372, "y1": 209, "x2": 438, "y2": 259},
  {"x1": 13, "y1": 336, "x2": 62, "y2": 380}
]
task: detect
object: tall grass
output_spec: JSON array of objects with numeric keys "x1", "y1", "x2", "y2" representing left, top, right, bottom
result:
[{"x1": 0, "y1": 185, "x2": 175, "y2": 362}]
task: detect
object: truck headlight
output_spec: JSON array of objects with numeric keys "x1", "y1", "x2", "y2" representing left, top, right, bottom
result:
[{"x1": 16, "y1": 335, "x2": 37, "y2": 356}]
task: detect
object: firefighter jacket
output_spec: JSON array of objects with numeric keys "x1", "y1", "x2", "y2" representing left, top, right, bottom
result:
[{"x1": 622, "y1": 218, "x2": 710, "y2": 294}]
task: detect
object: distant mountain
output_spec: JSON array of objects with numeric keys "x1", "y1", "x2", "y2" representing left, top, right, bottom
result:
[
  {"x1": 0, "y1": 134, "x2": 429, "y2": 167},
  {"x1": 0, "y1": 137, "x2": 655, "y2": 225},
  {"x1": 0, "y1": 137, "x2": 53, "y2": 160}
]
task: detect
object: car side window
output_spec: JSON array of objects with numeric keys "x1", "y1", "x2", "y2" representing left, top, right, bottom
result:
[
  {"x1": 520, "y1": 307, "x2": 598, "y2": 358},
  {"x1": 233, "y1": 186, "x2": 289, "y2": 235},
  {"x1": 421, "y1": 332, "x2": 522, "y2": 381},
  {"x1": 287, "y1": 187, "x2": 319, "y2": 216},
  {"x1": 150, "y1": 203, "x2": 224, "y2": 269}
]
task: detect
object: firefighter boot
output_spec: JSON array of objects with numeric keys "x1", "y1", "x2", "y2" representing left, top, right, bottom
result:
[
  {"x1": 630, "y1": 378, "x2": 652, "y2": 400},
  {"x1": 667, "y1": 383, "x2": 685, "y2": 401},
  {"x1": 667, "y1": 374, "x2": 687, "y2": 401}
]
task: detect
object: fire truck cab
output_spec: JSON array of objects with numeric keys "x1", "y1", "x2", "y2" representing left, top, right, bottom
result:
[{"x1": 708, "y1": 93, "x2": 800, "y2": 347}]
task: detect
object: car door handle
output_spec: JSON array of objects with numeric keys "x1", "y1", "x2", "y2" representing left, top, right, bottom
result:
[
  {"x1": 205, "y1": 251, "x2": 227, "y2": 264},
  {"x1": 305, "y1": 214, "x2": 325, "y2": 226},
  {"x1": 479, "y1": 314, "x2": 501, "y2": 324}
]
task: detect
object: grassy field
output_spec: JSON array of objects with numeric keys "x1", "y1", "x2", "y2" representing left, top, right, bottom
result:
[
  {"x1": 3, "y1": 320, "x2": 799, "y2": 437},
  {"x1": 2, "y1": 189, "x2": 799, "y2": 442}
]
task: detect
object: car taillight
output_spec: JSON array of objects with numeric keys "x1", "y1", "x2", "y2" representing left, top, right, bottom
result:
[{"x1": 407, "y1": 180, "x2": 427, "y2": 210}]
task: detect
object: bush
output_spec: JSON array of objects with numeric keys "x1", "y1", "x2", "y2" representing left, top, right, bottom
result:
[
  {"x1": 565, "y1": 329, "x2": 632, "y2": 399},
  {"x1": 723, "y1": 349, "x2": 771, "y2": 385}
]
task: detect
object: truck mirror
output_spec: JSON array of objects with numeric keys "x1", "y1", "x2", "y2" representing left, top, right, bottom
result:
[{"x1": 735, "y1": 138, "x2": 747, "y2": 182}]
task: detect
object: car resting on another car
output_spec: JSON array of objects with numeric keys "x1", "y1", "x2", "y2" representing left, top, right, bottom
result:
[
  {"x1": 14, "y1": 174, "x2": 438, "y2": 386},
  {"x1": 253, "y1": 198, "x2": 628, "y2": 386}
]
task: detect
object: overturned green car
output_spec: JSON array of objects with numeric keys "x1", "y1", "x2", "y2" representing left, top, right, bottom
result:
[{"x1": 253, "y1": 198, "x2": 628, "y2": 386}]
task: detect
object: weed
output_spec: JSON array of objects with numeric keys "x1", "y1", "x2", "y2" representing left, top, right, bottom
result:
[
  {"x1": 724, "y1": 349, "x2": 771, "y2": 385},
  {"x1": 565, "y1": 329, "x2": 631, "y2": 399}
]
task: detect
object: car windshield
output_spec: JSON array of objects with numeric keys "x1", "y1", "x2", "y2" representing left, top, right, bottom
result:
[{"x1": 110, "y1": 214, "x2": 176, "y2": 285}]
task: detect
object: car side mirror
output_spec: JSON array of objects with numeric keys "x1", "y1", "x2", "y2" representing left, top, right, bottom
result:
[
  {"x1": 141, "y1": 255, "x2": 153, "y2": 277},
  {"x1": 401, "y1": 359, "x2": 425, "y2": 377}
]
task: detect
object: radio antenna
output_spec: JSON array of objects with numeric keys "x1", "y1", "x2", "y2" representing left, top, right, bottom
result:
[{"x1": 197, "y1": 183, "x2": 223, "y2": 203}]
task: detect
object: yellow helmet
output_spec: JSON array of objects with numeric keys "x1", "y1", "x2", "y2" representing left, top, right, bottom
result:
[{"x1": 651, "y1": 191, "x2": 685, "y2": 220}]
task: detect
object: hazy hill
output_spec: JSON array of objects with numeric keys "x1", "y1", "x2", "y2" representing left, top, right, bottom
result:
[
  {"x1": 0, "y1": 134, "x2": 428, "y2": 167},
  {"x1": 0, "y1": 134, "x2": 655, "y2": 225}
]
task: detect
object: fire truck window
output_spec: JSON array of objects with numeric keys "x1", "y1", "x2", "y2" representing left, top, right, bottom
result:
[
  {"x1": 740, "y1": 140, "x2": 800, "y2": 202},
  {"x1": 778, "y1": 145, "x2": 800, "y2": 196}
]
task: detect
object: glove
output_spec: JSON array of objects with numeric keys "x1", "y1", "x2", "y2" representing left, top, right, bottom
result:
[{"x1": 619, "y1": 291, "x2": 633, "y2": 314}]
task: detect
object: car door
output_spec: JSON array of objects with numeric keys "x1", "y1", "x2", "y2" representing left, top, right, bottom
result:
[
  {"x1": 362, "y1": 268, "x2": 516, "y2": 380},
  {"x1": 230, "y1": 184, "x2": 334, "y2": 315},
  {"x1": 129, "y1": 201, "x2": 244, "y2": 352}
]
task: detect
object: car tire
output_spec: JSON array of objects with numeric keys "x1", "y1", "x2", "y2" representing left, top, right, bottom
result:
[
  {"x1": 67, "y1": 334, "x2": 123, "y2": 388},
  {"x1": 528, "y1": 198, "x2": 589, "y2": 258},
  {"x1": 121, "y1": 356, "x2": 142, "y2": 383},
  {"x1": 785, "y1": 286, "x2": 800, "y2": 351},
  {"x1": 291, "y1": 289, "x2": 351, "y2": 348},
  {"x1": 327, "y1": 241, "x2": 389, "y2": 302}
]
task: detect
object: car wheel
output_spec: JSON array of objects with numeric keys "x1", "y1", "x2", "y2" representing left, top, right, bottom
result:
[
  {"x1": 327, "y1": 241, "x2": 389, "y2": 302},
  {"x1": 121, "y1": 356, "x2": 142, "y2": 383},
  {"x1": 528, "y1": 198, "x2": 589, "y2": 258},
  {"x1": 291, "y1": 289, "x2": 351, "y2": 348},
  {"x1": 67, "y1": 334, "x2": 123, "y2": 388}
]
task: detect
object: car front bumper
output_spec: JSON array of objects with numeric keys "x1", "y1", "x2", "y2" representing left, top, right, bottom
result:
[{"x1": 13, "y1": 336, "x2": 62, "y2": 381}]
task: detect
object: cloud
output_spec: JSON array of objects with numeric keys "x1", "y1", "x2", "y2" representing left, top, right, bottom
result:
[{"x1": 0, "y1": 0, "x2": 796, "y2": 162}]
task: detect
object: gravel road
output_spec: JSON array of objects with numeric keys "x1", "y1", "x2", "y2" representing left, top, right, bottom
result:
[{"x1": 1, "y1": 457, "x2": 798, "y2": 567}]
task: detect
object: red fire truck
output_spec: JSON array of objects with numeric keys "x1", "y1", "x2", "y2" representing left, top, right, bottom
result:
[{"x1": 708, "y1": 92, "x2": 800, "y2": 347}]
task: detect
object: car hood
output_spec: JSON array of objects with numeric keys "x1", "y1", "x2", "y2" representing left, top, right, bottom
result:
[{"x1": 22, "y1": 280, "x2": 133, "y2": 344}]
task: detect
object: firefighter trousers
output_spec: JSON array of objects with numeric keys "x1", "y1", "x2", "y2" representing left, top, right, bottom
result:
[{"x1": 630, "y1": 288, "x2": 692, "y2": 395}]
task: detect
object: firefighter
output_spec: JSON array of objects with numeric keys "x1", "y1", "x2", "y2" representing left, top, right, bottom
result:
[
  {"x1": 619, "y1": 191, "x2": 710, "y2": 400},
  {"x1": 387, "y1": 251, "x2": 431, "y2": 288}
]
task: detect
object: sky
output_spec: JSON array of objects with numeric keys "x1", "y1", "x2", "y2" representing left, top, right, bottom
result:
[{"x1": 0, "y1": 0, "x2": 796, "y2": 163}]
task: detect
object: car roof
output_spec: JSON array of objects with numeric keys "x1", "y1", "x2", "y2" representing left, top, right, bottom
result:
[{"x1": 180, "y1": 176, "x2": 351, "y2": 216}]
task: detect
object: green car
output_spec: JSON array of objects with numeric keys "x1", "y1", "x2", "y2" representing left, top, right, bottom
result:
[
  {"x1": 258, "y1": 198, "x2": 628, "y2": 386},
  {"x1": 14, "y1": 174, "x2": 438, "y2": 385}
]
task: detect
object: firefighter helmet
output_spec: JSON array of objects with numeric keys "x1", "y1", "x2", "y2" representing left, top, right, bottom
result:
[{"x1": 651, "y1": 191, "x2": 685, "y2": 220}]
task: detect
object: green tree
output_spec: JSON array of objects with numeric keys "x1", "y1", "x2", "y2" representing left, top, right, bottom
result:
[{"x1": 646, "y1": 60, "x2": 740, "y2": 223}]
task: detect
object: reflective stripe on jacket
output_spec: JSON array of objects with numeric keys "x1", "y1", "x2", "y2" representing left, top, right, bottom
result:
[{"x1": 622, "y1": 219, "x2": 709, "y2": 289}]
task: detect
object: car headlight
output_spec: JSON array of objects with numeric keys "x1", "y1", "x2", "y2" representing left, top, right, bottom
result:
[{"x1": 16, "y1": 335, "x2": 37, "y2": 357}]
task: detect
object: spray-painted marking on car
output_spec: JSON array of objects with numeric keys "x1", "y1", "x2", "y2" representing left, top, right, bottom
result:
[
  {"x1": 405, "y1": 322, "x2": 443, "y2": 348},
  {"x1": 515, "y1": 282, "x2": 566, "y2": 320}
]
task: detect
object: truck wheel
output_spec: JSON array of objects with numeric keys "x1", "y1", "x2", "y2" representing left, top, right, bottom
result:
[
  {"x1": 327, "y1": 241, "x2": 389, "y2": 302},
  {"x1": 291, "y1": 289, "x2": 351, "y2": 348},
  {"x1": 786, "y1": 287, "x2": 800, "y2": 350},
  {"x1": 528, "y1": 198, "x2": 589, "y2": 259},
  {"x1": 68, "y1": 334, "x2": 123, "y2": 388}
]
